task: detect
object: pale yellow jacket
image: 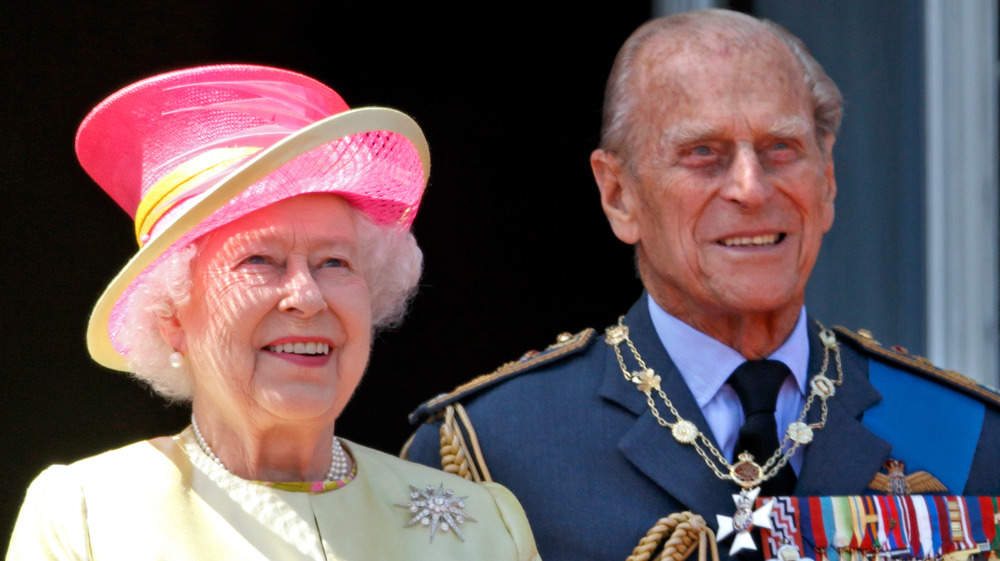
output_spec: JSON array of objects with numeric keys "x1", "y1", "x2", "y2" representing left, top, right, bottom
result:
[{"x1": 7, "y1": 429, "x2": 539, "y2": 560}]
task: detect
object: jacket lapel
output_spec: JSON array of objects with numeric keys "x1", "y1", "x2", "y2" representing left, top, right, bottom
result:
[
  {"x1": 796, "y1": 319, "x2": 891, "y2": 494},
  {"x1": 599, "y1": 298, "x2": 738, "y2": 524},
  {"x1": 600, "y1": 301, "x2": 893, "y2": 518}
]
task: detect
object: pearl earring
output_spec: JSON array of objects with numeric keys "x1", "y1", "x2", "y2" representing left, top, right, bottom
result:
[{"x1": 169, "y1": 351, "x2": 185, "y2": 369}]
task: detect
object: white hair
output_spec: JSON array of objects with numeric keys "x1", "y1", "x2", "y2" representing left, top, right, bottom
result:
[{"x1": 118, "y1": 208, "x2": 422, "y2": 401}]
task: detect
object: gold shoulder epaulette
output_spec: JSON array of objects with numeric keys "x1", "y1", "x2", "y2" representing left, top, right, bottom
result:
[
  {"x1": 834, "y1": 325, "x2": 1000, "y2": 407},
  {"x1": 408, "y1": 328, "x2": 596, "y2": 423}
]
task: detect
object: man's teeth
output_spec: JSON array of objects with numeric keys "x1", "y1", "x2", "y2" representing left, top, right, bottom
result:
[
  {"x1": 721, "y1": 234, "x2": 780, "y2": 247},
  {"x1": 266, "y1": 342, "x2": 330, "y2": 355}
]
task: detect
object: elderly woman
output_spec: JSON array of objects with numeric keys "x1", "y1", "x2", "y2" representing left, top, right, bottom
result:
[{"x1": 7, "y1": 65, "x2": 538, "y2": 560}]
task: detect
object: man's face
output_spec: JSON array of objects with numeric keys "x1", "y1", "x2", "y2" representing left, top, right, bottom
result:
[{"x1": 607, "y1": 34, "x2": 836, "y2": 328}]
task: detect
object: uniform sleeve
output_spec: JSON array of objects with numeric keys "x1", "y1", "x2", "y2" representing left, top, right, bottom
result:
[
  {"x1": 481, "y1": 482, "x2": 541, "y2": 561},
  {"x1": 6, "y1": 466, "x2": 91, "y2": 561},
  {"x1": 965, "y1": 405, "x2": 1000, "y2": 494},
  {"x1": 404, "y1": 422, "x2": 445, "y2": 469}
]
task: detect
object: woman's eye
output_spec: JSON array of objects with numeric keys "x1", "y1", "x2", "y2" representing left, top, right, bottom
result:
[{"x1": 243, "y1": 254, "x2": 269, "y2": 265}]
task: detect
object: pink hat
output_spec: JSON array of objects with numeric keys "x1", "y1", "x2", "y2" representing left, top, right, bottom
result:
[{"x1": 77, "y1": 64, "x2": 430, "y2": 371}]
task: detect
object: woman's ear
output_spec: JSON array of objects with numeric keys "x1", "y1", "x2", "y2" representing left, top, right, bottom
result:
[{"x1": 158, "y1": 313, "x2": 185, "y2": 353}]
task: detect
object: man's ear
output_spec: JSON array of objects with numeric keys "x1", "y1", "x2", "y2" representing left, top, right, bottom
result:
[
  {"x1": 591, "y1": 148, "x2": 641, "y2": 244},
  {"x1": 820, "y1": 134, "x2": 837, "y2": 233},
  {"x1": 158, "y1": 313, "x2": 185, "y2": 353}
]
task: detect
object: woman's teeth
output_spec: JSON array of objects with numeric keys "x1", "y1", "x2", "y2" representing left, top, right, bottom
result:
[{"x1": 265, "y1": 342, "x2": 330, "y2": 355}]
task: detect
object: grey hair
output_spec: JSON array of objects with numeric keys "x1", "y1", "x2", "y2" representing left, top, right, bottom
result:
[
  {"x1": 599, "y1": 9, "x2": 843, "y2": 163},
  {"x1": 118, "y1": 208, "x2": 422, "y2": 401}
]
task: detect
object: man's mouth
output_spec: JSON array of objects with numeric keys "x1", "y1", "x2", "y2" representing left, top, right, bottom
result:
[
  {"x1": 718, "y1": 233, "x2": 785, "y2": 247},
  {"x1": 264, "y1": 342, "x2": 331, "y2": 356}
]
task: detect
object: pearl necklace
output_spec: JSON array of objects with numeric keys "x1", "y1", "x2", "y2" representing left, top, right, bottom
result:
[{"x1": 190, "y1": 415, "x2": 351, "y2": 481}]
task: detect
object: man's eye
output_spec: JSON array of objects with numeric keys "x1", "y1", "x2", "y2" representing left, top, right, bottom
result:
[
  {"x1": 322, "y1": 258, "x2": 348, "y2": 268},
  {"x1": 679, "y1": 145, "x2": 719, "y2": 168},
  {"x1": 244, "y1": 255, "x2": 268, "y2": 265},
  {"x1": 762, "y1": 141, "x2": 799, "y2": 166}
]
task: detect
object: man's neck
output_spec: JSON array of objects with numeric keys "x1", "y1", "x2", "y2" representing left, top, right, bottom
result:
[{"x1": 649, "y1": 294, "x2": 802, "y2": 359}]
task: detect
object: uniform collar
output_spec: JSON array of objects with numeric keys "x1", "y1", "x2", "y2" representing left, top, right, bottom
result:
[{"x1": 646, "y1": 293, "x2": 809, "y2": 407}]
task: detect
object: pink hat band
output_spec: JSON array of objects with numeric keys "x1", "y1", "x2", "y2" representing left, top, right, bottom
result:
[
  {"x1": 77, "y1": 64, "x2": 430, "y2": 371},
  {"x1": 133, "y1": 145, "x2": 259, "y2": 245},
  {"x1": 77, "y1": 65, "x2": 426, "y2": 241}
]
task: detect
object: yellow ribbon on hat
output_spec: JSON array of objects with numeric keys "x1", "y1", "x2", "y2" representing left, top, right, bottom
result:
[{"x1": 134, "y1": 146, "x2": 261, "y2": 245}]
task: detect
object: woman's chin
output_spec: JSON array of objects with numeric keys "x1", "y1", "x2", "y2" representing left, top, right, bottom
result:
[{"x1": 255, "y1": 385, "x2": 346, "y2": 424}]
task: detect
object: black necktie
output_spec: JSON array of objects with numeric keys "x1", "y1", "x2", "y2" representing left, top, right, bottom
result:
[{"x1": 727, "y1": 359, "x2": 797, "y2": 496}]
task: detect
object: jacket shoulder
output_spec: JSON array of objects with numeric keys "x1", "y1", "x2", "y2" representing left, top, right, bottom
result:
[
  {"x1": 833, "y1": 325, "x2": 1000, "y2": 408},
  {"x1": 408, "y1": 328, "x2": 598, "y2": 424}
]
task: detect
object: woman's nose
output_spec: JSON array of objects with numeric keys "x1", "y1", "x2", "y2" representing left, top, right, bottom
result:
[{"x1": 277, "y1": 264, "x2": 326, "y2": 317}]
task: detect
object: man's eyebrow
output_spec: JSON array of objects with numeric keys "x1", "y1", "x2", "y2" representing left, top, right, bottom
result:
[
  {"x1": 767, "y1": 116, "x2": 811, "y2": 138},
  {"x1": 663, "y1": 121, "x2": 721, "y2": 146},
  {"x1": 662, "y1": 116, "x2": 812, "y2": 147}
]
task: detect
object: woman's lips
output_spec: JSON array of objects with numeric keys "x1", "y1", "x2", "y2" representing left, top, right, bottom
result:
[
  {"x1": 264, "y1": 341, "x2": 331, "y2": 355},
  {"x1": 262, "y1": 338, "x2": 335, "y2": 366}
]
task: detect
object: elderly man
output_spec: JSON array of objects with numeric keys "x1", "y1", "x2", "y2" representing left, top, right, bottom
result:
[{"x1": 406, "y1": 9, "x2": 1000, "y2": 561}]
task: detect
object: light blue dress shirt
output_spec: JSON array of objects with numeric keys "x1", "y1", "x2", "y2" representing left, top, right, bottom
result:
[{"x1": 646, "y1": 294, "x2": 809, "y2": 474}]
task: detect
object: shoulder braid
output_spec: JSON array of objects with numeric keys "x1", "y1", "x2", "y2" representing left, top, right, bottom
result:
[
  {"x1": 403, "y1": 328, "x2": 596, "y2": 480},
  {"x1": 833, "y1": 325, "x2": 1000, "y2": 407},
  {"x1": 408, "y1": 328, "x2": 597, "y2": 425},
  {"x1": 626, "y1": 511, "x2": 718, "y2": 561}
]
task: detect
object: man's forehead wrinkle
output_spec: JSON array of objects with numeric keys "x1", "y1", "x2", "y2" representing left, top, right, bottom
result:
[
  {"x1": 633, "y1": 43, "x2": 697, "y2": 114},
  {"x1": 635, "y1": 27, "x2": 789, "y2": 93},
  {"x1": 658, "y1": 102, "x2": 811, "y2": 146},
  {"x1": 622, "y1": 20, "x2": 813, "y2": 169},
  {"x1": 649, "y1": 37, "x2": 806, "y2": 102},
  {"x1": 644, "y1": 21, "x2": 774, "y2": 60}
]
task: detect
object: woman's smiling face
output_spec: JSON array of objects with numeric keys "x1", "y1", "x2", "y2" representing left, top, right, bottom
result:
[{"x1": 167, "y1": 193, "x2": 372, "y2": 428}]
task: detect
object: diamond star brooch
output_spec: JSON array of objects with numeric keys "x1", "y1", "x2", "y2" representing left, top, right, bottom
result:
[{"x1": 396, "y1": 484, "x2": 476, "y2": 542}]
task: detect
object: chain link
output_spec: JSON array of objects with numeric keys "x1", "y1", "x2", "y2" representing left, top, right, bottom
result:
[{"x1": 606, "y1": 317, "x2": 844, "y2": 487}]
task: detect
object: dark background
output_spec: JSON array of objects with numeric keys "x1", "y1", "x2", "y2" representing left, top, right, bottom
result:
[{"x1": 2, "y1": 0, "x2": 935, "y2": 550}]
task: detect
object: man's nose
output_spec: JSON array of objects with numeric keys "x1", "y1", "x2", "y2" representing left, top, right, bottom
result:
[{"x1": 721, "y1": 146, "x2": 773, "y2": 208}]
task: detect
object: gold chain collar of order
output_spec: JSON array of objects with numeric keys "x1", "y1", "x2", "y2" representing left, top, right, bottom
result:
[{"x1": 604, "y1": 316, "x2": 844, "y2": 490}]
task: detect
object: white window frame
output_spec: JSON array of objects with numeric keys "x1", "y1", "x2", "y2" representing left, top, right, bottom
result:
[{"x1": 925, "y1": 0, "x2": 999, "y2": 385}]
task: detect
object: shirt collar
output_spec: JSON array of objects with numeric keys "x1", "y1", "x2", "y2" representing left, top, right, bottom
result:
[{"x1": 646, "y1": 294, "x2": 809, "y2": 408}]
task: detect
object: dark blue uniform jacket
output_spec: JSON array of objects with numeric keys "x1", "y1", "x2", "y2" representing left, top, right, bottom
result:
[{"x1": 407, "y1": 298, "x2": 1000, "y2": 561}]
